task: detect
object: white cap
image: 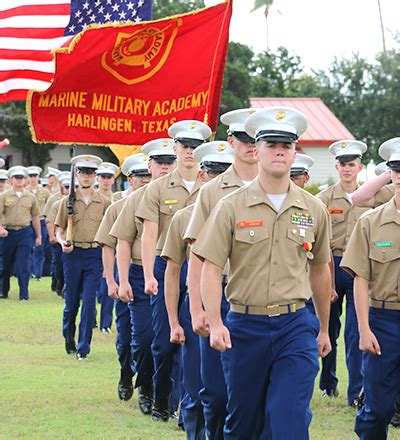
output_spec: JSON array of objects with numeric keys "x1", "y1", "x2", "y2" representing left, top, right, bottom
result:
[
  {"x1": 8, "y1": 166, "x2": 28, "y2": 178},
  {"x1": 375, "y1": 161, "x2": 389, "y2": 176},
  {"x1": 291, "y1": 153, "x2": 314, "y2": 176},
  {"x1": 39, "y1": 178, "x2": 48, "y2": 186},
  {"x1": 329, "y1": 140, "x2": 367, "y2": 161},
  {"x1": 220, "y1": 108, "x2": 257, "y2": 141},
  {"x1": 194, "y1": 141, "x2": 234, "y2": 164},
  {"x1": 245, "y1": 106, "x2": 308, "y2": 143},
  {"x1": 71, "y1": 154, "x2": 102, "y2": 169},
  {"x1": 378, "y1": 137, "x2": 400, "y2": 163},
  {"x1": 121, "y1": 153, "x2": 149, "y2": 177},
  {"x1": 27, "y1": 166, "x2": 42, "y2": 175},
  {"x1": 57, "y1": 171, "x2": 71, "y2": 183},
  {"x1": 96, "y1": 162, "x2": 119, "y2": 177},
  {"x1": 0, "y1": 169, "x2": 8, "y2": 181},
  {"x1": 46, "y1": 167, "x2": 61, "y2": 177},
  {"x1": 168, "y1": 120, "x2": 212, "y2": 147},
  {"x1": 0, "y1": 158, "x2": 5, "y2": 169},
  {"x1": 141, "y1": 138, "x2": 177, "y2": 162}
]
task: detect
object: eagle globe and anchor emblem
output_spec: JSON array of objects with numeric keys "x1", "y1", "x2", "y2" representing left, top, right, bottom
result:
[{"x1": 101, "y1": 18, "x2": 182, "y2": 85}]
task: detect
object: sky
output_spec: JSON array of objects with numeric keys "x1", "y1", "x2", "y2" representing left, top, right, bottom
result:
[{"x1": 206, "y1": 0, "x2": 399, "y2": 71}]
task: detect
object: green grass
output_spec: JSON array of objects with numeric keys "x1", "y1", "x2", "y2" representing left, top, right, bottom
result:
[{"x1": 1, "y1": 278, "x2": 399, "y2": 439}]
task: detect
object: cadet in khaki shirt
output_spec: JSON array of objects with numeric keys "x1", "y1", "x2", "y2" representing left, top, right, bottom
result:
[
  {"x1": 0, "y1": 166, "x2": 41, "y2": 300},
  {"x1": 192, "y1": 107, "x2": 332, "y2": 440},
  {"x1": 55, "y1": 155, "x2": 110, "y2": 361},
  {"x1": 96, "y1": 162, "x2": 118, "y2": 201},
  {"x1": 340, "y1": 139, "x2": 400, "y2": 439},
  {"x1": 135, "y1": 120, "x2": 211, "y2": 420},
  {"x1": 317, "y1": 140, "x2": 372, "y2": 405},
  {"x1": 0, "y1": 170, "x2": 9, "y2": 193},
  {"x1": 183, "y1": 109, "x2": 258, "y2": 439},
  {"x1": 112, "y1": 141, "x2": 177, "y2": 419},
  {"x1": 162, "y1": 141, "x2": 234, "y2": 439}
]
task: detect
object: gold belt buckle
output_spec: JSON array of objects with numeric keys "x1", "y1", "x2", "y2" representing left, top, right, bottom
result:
[
  {"x1": 266, "y1": 304, "x2": 280, "y2": 317},
  {"x1": 81, "y1": 243, "x2": 90, "y2": 249}
]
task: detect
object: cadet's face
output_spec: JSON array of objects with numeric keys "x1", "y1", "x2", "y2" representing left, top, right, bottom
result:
[
  {"x1": 255, "y1": 141, "x2": 296, "y2": 178},
  {"x1": 149, "y1": 159, "x2": 176, "y2": 179},
  {"x1": 11, "y1": 177, "x2": 25, "y2": 189},
  {"x1": 228, "y1": 136, "x2": 257, "y2": 165},
  {"x1": 0, "y1": 181, "x2": 5, "y2": 190},
  {"x1": 48, "y1": 175, "x2": 57, "y2": 185},
  {"x1": 130, "y1": 175, "x2": 151, "y2": 191},
  {"x1": 77, "y1": 170, "x2": 95, "y2": 187},
  {"x1": 336, "y1": 160, "x2": 362, "y2": 183},
  {"x1": 291, "y1": 173, "x2": 309, "y2": 188},
  {"x1": 198, "y1": 170, "x2": 217, "y2": 183},
  {"x1": 174, "y1": 143, "x2": 197, "y2": 169},
  {"x1": 391, "y1": 170, "x2": 400, "y2": 189},
  {"x1": 29, "y1": 175, "x2": 39, "y2": 185},
  {"x1": 96, "y1": 175, "x2": 114, "y2": 190},
  {"x1": 61, "y1": 185, "x2": 69, "y2": 195}
]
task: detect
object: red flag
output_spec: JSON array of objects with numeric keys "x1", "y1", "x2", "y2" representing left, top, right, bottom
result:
[{"x1": 27, "y1": 2, "x2": 232, "y2": 146}]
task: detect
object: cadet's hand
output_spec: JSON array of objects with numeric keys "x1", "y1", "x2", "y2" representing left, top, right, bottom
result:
[
  {"x1": 0, "y1": 227, "x2": 8, "y2": 238},
  {"x1": 49, "y1": 236, "x2": 58, "y2": 245},
  {"x1": 191, "y1": 309, "x2": 210, "y2": 337},
  {"x1": 330, "y1": 289, "x2": 339, "y2": 303},
  {"x1": 107, "y1": 279, "x2": 119, "y2": 300},
  {"x1": 359, "y1": 329, "x2": 381, "y2": 355},
  {"x1": 144, "y1": 276, "x2": 158, "y2": 295},
  {"x1": 170, "y1": 324, "x2": 185, "y2": 345},
  {"x1": 61, "y1": 241, "x2": 73, "y2": 253},
  {"x1": 209, "y1": 324, "x2": 231, "y2": 352},
  {"x1": 118, "y1": 282, "x2": 133, "y2": 303},
  {"x1": 317, "y1": 331, "x2": 331, "y2": 358},
  {"x1": 35, "y1": 237, "x2": 42, "y2": 247}
]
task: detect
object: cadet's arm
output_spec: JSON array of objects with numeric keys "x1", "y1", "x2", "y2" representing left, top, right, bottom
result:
[
  {"x1": 116, "y1": 239, "x2": 133, "y2": 302},
  {"x1": 352, "y1": 172, "x2": 391, "y2": 206},
  {"x1": 141, "y1": 220, "x2": 159, "y2": 294},
  {"x1": 46, "y1": 221, "x2": 56, "y2": 243},
  {"x1": 32, "y1": 215, "x2": 42, "y2": 246},
  {"x1": 102, "y1": 245, "x2": 118, "y2": 299}
]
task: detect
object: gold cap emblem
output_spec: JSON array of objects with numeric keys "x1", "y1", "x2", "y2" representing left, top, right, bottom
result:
[
  {"x1": 162, "y1": 141, "x2": 169, "y2": 148},
  {"x1": 341, "y1": 142, "x2": 347, "y2": 149},
  {"x1": 85, "y1": 156, "x2": 92, "y2": 161},
  {"x1": 218, "y1": 144, "x2": 226, "y2": 152},
  {"x1": 142, "y1": 155, "x2": 149, "y2": 161},
  {"x1": 190, "y1": 123, "x2": 197, "y2": 129},
  {"x1": 276, "y1": 110, "x2": 286, "y2": 121}
]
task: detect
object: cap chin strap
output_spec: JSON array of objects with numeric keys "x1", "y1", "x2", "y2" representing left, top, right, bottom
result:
[{"x1": 81, "y1": 185, "x2": 91, "y2": 189}]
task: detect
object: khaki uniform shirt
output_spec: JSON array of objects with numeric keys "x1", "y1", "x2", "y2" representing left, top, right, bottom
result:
[
  {"x1": 94, "y1": 199, "x2": 126, "y2": 250},
  {"x1": 27, "y1": 186, "x2": 50, "y2": 217},
  {"x1": 98, "y1": 188, "x2": 113, "y2": 201},
  {"x1": 372, "y1": 183, "x2": 395, "y2": 207},
  {"x1": 340, "y1": 198, "x2": 400, "y2": 302},
  {"x1": 43, "y1": 191, "x2": 62, "y2": 218},
  {"x1": 110, "y1": 186, "x2": 147, "y2": 265},
  {"x1": 0, "y1": 189, "x2": 40, "y2": 228},
  {"x1": 318, "y1": 182, "x2": 372, "y2": 255},
  {"x1": 47, "y1": 199, "x2": 62, "y2": 225},
  {"x1": 55, "y1": 188, "x2": 111, "y2": 242},
  {"x1": 192, "y1": 179, "x2": 331, "y2": 307},
  {"x1": 161, "y1": 205, "x2": 194, "y2": 265},
  {"x1": 112, "y1": 191, "x2": 124, "y2": 202},
  {"x1": 136, "y1": 169, "x2": 202, "y2": 255},
  {"x1": 184, "y1": 165, "x2": 244, "y2": 242}
]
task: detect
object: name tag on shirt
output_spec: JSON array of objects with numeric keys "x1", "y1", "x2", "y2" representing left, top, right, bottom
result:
[
  {"x1": 238, "y1": 220, "x2": 264, "y2": 228},
  {"x1": 375, "y1": 241, "x2": 393, "y2": 248},
  {"x1": 329, "y1": 209, "x2": 344, "y2": 214},
  {"x1": 164, "y1": 199, "x2": 178, "y2": 205}
]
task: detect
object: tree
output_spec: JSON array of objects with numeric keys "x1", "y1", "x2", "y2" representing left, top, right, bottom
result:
[
  {"x1": 152, "y1": 0, "x2": 205, "y2": 19},
  {"x1": 252, "y1": 0, "x2": 274, "y2": 49}
]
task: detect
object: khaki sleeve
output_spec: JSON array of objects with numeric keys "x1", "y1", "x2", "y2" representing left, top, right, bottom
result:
[
  {"x1": 161, "y1": 212, "x2": 187, "y2": 265},
  {"x1": 43, "y1": 198, "x2": 53, "y2": 218},
  {"x1": 316, "y1": 190, "x2": 328, "y2": 206},
  {"x1": 135, "y1": 181, "x2": 160, "y2": 224},
  {"x1": 43, "y1": 189, "x2": 50, "y2": 202},
  {"x1": 31, "y1": 197, "x2": 40, "y2": 217},
  {"x1": 191, "y1": 199, "x2": 233, "y2": 269},
  {"x1": 55, "y1": 198, "x2": 68, "y2": 229},
  {"x1": 310, "y1": 204, "x2": 332, "y2": 265},
  {"x1": 46, "y1": 200, "x2": 60, "y2": 224},
  {"x1": 340, "y1": 217, "x2": 371, "y2": 280},
  {"x1": 110, "y1": 194, "x2": 138, "y2": 243},
  {"x1": 0, "y1": 194, "x2": 5, "y2": 218},
  {"x1": 184, "y1": 185, "x2": 210, "y2": 242},
  {"x1": 374, "y1": 184, "x2": 394, "y2": 207},
  {"x1": 95, "y1": 205, "x2": 117, "y2": 249}
]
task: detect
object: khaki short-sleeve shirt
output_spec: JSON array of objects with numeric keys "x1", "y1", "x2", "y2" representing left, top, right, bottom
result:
[
  {"x1": 98, "y1": 188, "x2": 113, "y2": 201},
  {"x1": 43, "y1": 191, "x2": 62, "y2": 218},
  {"x1": 192, "y1": 179, "x2": 331, "y2": 307},
  {"x1": 0, "y1": 189, "x2": 40, "y2": 228},
  {"x1": 135, "y1": 169, "x2": 202, "y2": 255},
  {"x1": 55, "y1": 188, "x2": 111, "y2": 242},
  {"x1": 28, "y1": 186, "x2": 50, "y2": 217},
  {"x1": 94, "y1": 198, "x2": 126, "y2": 249},
  {"x1": 373, "y1": 183, "x2": 395, "y2": 207},
  {"x1": 110, "y1": 185, "x2": 147, "y2": 265},
  {"x1": 113, "y1": 191, "x2": 123, "y2": 202},
  {"x1": 318, "y1": 182, "x2": 372, "y2": 255},
  {"x1": 161, "y1": 205, "x2": 194, "y2": 265},
  {"x1": 340, "y1": 198, "x2": 400, "y2": 302},
  {"x1": 47, "y1": 199, "x2": 62, "y2": 225},
  {"x1": 184, "y1": 165, "x2": 244, "y2": 243}
]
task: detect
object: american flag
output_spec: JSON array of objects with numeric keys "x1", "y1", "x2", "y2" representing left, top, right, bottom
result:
[{"x1": 0, "y1": 0, "x2": 152, "y2": 103}]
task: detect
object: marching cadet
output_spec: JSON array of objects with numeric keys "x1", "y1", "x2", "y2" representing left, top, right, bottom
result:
[
  {"x1": 135, "y1": 120, "x2": 211, "y2": 420},
  {"x1": 0, "y1": 169, "x2": 9, "y2": 193},
  {"x1": 95, "y1": 153, "x2": 151, "y2": 402},
  {"x1": 46, "y1": 167, "x2": 61, "y2": 194},
  {"x1": 183, "y1": 108, "x2": 258, "y2": 440},
  {"x1": 192, "y1": 107, "x2": 332, "y2": 440},
  {"x1": 27, "y1": 166, "x2": 50, "y2": 281},
  {"x1": 0, "y1": 167, "x2": 8, "y2": 294},
  {"x1": 317, "y1": 140, "x2": 370, "y2": 406},
  {"x1": 55, "y1": 155, "x2": 110, "y2": 360},
  {"x1": 162, "y1": 141, "x2": 234, "y2": 440},
  {"x1": 0, "y1": 166, "x2": 41, "y2": 300},
  {"x1": 112, "y1": 139, "x2": 177, "y2": 418},
  {"x1": 340, "y1": 137, "x2": 400, "y2": 439},
  {"x1": 290, "y1": 153, "x2": 314, "y2": 189},
  {"x1": 95, "y1": 162, "x2": 119, "y2": 332}
]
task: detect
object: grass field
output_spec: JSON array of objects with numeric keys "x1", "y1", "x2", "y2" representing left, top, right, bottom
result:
[{"x1": 1, "y1": 278, "x2": 400, "y2": 439}]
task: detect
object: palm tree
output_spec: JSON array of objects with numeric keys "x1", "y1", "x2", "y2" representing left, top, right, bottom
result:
[{"x1": 252, "y1": 0, "x2": 274, "y2": 50}]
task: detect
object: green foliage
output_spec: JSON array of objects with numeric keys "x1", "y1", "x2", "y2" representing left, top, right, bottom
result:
[
  {"x1": 251, "y1": 0, "x2": 274, "y2": 13},
  {"x1": 152, "y1": 0, "x2": 205, "y2": 19},
  {"x1": 304, "y1": 183, "x2": 321, "y2": 196}
]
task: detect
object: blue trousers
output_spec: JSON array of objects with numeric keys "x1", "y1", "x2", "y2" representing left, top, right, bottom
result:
[
  {"x1": 31, "y1": 219, "x2": 48, "y2": 279},
  {"x1": 355, "y1": 308, "x2": 400, "y2": 439},
  {"x1": 62, "y1": 247, "x2": 102, "y2": 355},
  {"x1": 99, "y1": 277, "x2": 115, "y2": 330},
  {"x1": 221, "y1": 308, "x2": 319, "y2": 440},
  {"x1": 180, "y1": 295, "x2": 205, "y2": 440},
  {"x1": 199, "y1": 292, "x2": 229, "y2": 440},
  {"x1": 51, "y1": 243, "x2": 64, "y2": 292},
  {"x1": 3, "y1": 227, "x2": 33, "y2": 300},
  {"x1": 151, "y1": 256, "x2": 186, "y2": 402},
  {"x1": 320, "y1": 256, "x2": 363, "y2": 403},
  {"x1": 115, "y1": 299, "x2": 135, "y2": 380}
]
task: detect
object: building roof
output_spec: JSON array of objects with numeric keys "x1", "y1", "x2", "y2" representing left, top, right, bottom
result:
[{"x1": 250, "y1": 97, "x2": 354, "y2": 147}]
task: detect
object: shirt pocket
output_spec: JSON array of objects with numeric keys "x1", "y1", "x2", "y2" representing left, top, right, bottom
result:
[
  {"x1": 235, "y1": 226, "x2": 269, "y2": 244},
  {"x1": 89, "y1": 212, "x2": 103, "y2": 223},
  {"x1": 160, "y1": 202, "x2": 183, "y2": 217},
  {"x1": 369, "y1": 248, "x2": 400, "y2": 264},
  {"x1": 233, "y1": 227, "x2": 269, "y2": 266},
  {"x1": 21, "y1": 198, "x2": 32, "y2": 209},
  {"x1": 5, "y1": 198, "x2": 16, "y2": 207},
  {"x1": 330, "y1": 213, "x2": 345, "y2": 224},
  {"x1": 287, "y1": 227, "x2": 315, "y2": 246}
]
